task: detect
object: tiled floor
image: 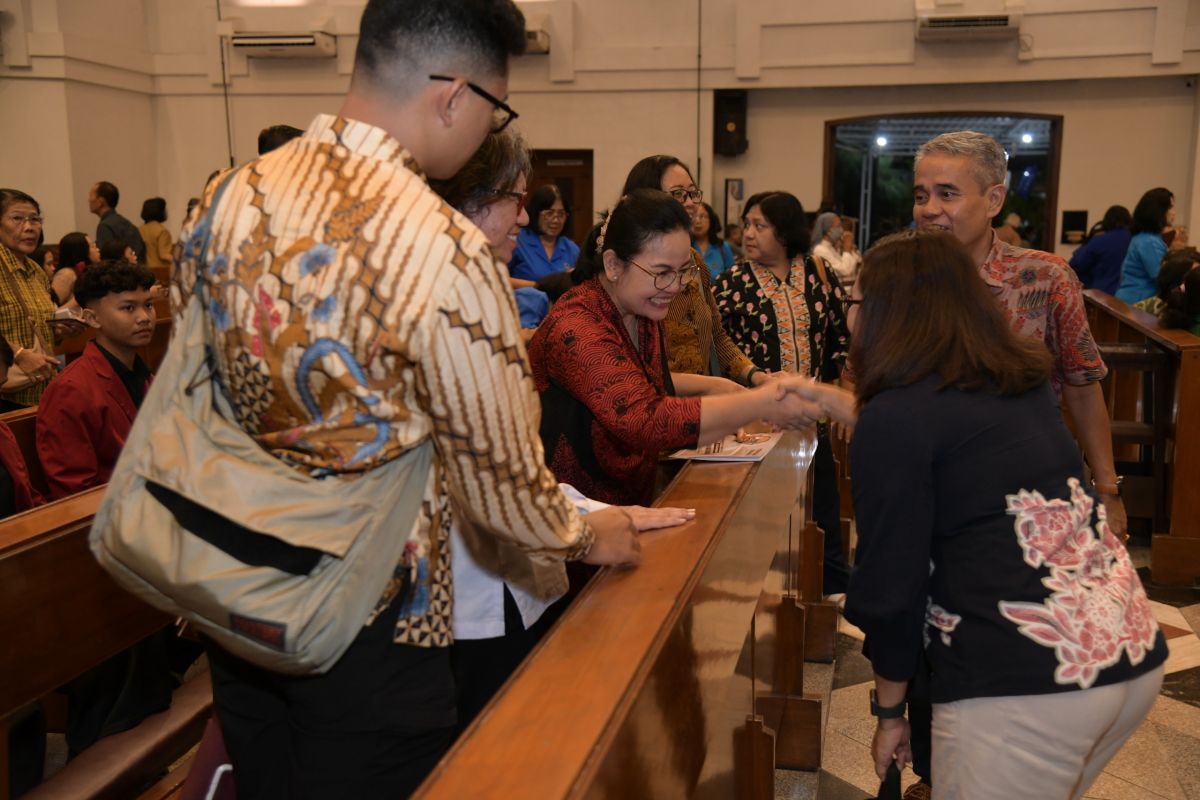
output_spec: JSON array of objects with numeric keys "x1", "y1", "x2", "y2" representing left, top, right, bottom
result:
[{"x1": 780, "y1": 546, "x2": 1200, "y2": 799}]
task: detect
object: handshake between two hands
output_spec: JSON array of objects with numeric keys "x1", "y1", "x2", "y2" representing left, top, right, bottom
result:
[{"x1": 756, "y1": 375, "x2": 857, "y2": 435}]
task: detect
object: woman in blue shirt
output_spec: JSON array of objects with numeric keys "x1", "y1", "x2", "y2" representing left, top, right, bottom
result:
[
  {"x1": 692, "y1": 202, "x2": 735, "y2": 280},
  {"x1": 508, "y1": 184, "x2": 580, "y2": 283},
  {"x1": 1068, "y1": 205, "x2": 1131, "y2": 295},
  {"x1": 1116, "y1": 187, "x2": 1174, "y2": 304}
]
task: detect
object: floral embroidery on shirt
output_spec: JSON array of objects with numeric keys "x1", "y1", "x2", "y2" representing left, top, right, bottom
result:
[
  {"x1": 925, "y1": 599, "x2": 963, "y2": 647},
  {"x1": 713, "y1": 256, "x2": 849, "y2": 379},
  {"x1": 997, "y1": 478, "x2": 1160, "y2": 689}
]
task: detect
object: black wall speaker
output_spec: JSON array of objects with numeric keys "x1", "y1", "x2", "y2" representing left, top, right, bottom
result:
[{"x1": 713, "y1": 90, "x2": 748, "y2": 157}]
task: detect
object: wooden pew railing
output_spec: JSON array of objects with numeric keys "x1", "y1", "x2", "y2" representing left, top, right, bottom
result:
[
  {"x1": 0, "y1": 487, "x2": 211, "y2": 799},
  {"x1": 416, "y1": 431, "x2": 828, "y2": 799},
  {"x1": 0, "y1": 407, "x2": 47, "y2": 500},
  {"x1": 1084, "y1": 290, "x2": 1200, "y2": 585}
]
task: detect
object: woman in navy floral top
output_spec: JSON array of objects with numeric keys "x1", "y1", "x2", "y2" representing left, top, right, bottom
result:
[
  {"x1": 786, "y1": 229, "x2": 1166, "y2": 799},
  {"x1": 713, "y1": 191, "x2": 852, "y2": 596}
]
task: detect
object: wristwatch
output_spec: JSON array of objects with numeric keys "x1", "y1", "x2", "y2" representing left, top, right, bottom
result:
[
  {"x1": 1092, "y1": 476, "x2": 1124, "y2": 496},
  {"x1": 870, "y1": 689, "x2": 906, "y2": 719}
]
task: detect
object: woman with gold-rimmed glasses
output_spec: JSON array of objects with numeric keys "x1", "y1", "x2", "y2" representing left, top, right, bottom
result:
[
  {"x1": 509, "y1": 184, "x2": 580, "y2": 285},
  {"x1": 0, "y1": 188, "x2": 61, "y2": 409},
  {"x1": 619, "y1": 155, "x2": 771, "y2": 390},
  {"x1": 527, "y1": 189, "x2": 820, "y2": 506}
]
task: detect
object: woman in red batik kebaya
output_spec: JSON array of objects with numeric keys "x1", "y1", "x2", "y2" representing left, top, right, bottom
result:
[{"x1": 527, "y1": 189, "x2": 819, "y2": 506}]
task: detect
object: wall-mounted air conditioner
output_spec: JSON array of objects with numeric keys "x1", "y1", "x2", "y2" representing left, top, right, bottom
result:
[
  {"x1": 915, "y1": 0, "x2": 1023, "y2": 41},
  {"x1": 230, "y1": 32, "x2": 336, "y2": 58}
]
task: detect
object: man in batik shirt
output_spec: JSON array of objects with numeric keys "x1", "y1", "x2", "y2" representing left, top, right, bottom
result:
[
  {"x1": 898, "y1": 130, "x2": 1125, "y2": 800},
  {"x1": 173, "y1": 1, "x2": 639, "y2": 796}
]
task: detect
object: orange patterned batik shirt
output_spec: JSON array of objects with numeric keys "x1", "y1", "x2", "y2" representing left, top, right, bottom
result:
[{"x1": 174, "y1": 115, "x2": 593, "y2": 647}]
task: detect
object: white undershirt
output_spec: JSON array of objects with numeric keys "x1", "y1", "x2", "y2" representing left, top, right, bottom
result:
[{"x1": 450, "y1": 483, "x2": 607, "y2": 640}]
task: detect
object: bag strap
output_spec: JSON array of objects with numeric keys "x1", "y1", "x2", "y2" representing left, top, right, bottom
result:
[
  {"x1": 194, "y1": 170, "x2": 239, "y2": 304},
  {"x1": 183, "y1": 169, "x2": 239, "y2": 402}
]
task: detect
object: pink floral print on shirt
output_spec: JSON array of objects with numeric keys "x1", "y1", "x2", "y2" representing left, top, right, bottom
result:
[{"x1": 998, "y1": 478, "x2": 1160, "y2": 689}]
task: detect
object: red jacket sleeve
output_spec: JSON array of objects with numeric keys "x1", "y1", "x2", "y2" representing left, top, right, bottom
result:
[{"x1": 36, "y1": 376, "x2": 104, "y2": 500}]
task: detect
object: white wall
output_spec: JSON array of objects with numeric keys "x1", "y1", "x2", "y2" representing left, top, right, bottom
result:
[
  {"x1": 153, "y1": 92, "x2": 341, "y2": 231},
  {"x1": 507, "y1": 89, "x2": 704, "y2": 210},
  {"x1": 2, "y1": 0, "x2": 1200, "y2": 248},
  {"x1": 0, "y1": 80, "x2": 74, "y2": 236},
  {"x1": 64, "y1": 82, "x2": 158, "y2": 235},
  {"x1": 712, "y1": 76, "x2": 1199, "y2": 257}
]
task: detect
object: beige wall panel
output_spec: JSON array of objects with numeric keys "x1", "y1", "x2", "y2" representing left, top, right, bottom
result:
[
  {"x1": 506, "y1": 89, "x2": 704, "y2": 213},
  {"x1": 0, "y1": 80, "x2": 74, "y2": 241},
  {"x1": 63, "y1": 81, "x2": 157, "y2": 236},
  {"x1": 153, "y1": 92, "x2": 340, "y2": 228},
  {"x1": 711, "y1": 76, "x2": 1196, "y2": 257}
]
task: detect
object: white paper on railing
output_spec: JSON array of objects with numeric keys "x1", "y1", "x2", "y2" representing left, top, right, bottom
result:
[{"x1": 668, "y1": 432, "x2": 782, "y2": 462}]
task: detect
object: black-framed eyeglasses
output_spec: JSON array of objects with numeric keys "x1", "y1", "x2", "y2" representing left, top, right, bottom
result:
[
  {"x1": 628, "y1": 259, "x2": 697, "y2": 291},
  {"x1": 488, "y1": 189, "x2": 527, "y2": 214},
  {"x1": 429, "y1": 75, "x2": 519, "y2": 133},
  {"x1": 666, "y1": 188, "x2": 703, "y2": 204}
]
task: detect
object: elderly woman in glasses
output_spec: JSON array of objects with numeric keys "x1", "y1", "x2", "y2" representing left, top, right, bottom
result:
[
  {"x1": 528, "y1": 189, "x2": 820, "y2": 507},
  {"x1": 508, "y1": 184, "x2": 579, "y2": 286},
  {"x1": 0, "y1": 188, "x2": 62, "y2": 409},
  {"x1": 428, "y1": 128, "x2": 553, "y2": 331},
  {"x1": 714, "y1": 191, "x2": 853, "y2": 602},
  {"x1": 434, "y1": 145, "x2": 696, "y2": 732}
]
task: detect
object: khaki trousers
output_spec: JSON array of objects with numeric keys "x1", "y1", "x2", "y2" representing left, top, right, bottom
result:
[{"x1": 931, "y1": 666, "x2": 1164, "y2": 800}]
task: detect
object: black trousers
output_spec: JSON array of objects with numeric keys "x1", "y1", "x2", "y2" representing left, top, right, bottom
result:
[
  {"x1": 450, "y1": 587, "x2": 568, "y2": 735},
  {"x1": 206, "y1": 597, "x2": 456, "y2": 800},
  {"x1": 907, "y1": 657, "x2": 934, "y2": 782},
  {"x1": 813, "y1": 430, "x2": 851, "y2": 595}
]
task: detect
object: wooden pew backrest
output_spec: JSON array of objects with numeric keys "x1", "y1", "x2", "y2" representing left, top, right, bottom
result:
[
  {"x1": 1084, "y1": 289, "x2": 1200, "y2": 585},
  {"x1": 0, "y1": 406, "x2": 47, "y2": 499},
  {"x1": 0, "y1": 487, "x2": 171, "y2": 715}
]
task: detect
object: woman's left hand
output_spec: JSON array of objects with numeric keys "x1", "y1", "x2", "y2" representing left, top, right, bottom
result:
[
  {"x1": 749, "y1": 369, "x2": 780, "y2": 387},
  {"x1": 1100, "y1": 494, "x2": 1129, "y2": 543},
  {"x1": 871, "y1": 717, "x2": 912, "y2": 781},
  {"x1": 619, "y1": 505, "x2": 696, "y2": 531}
]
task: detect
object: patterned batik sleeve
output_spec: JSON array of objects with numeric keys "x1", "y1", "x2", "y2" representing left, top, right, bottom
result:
[
  {"x1": 701, "y1": 263, "x2": 756, "y2": 383},
  {"x1": 420, "y1": 249, "x2": 594, "y2": 562},
  {"x1": 712, "y1": 268, "x2": 754, "y2": 368},
  {"x1": 1047, "y1": 265, "x2": 1107, "y2": 386},
  {"x1": 819, "y1": 268, "x2": 851, "y2": 381}
]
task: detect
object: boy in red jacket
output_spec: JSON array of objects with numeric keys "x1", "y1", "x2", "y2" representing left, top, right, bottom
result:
[{"x1": 37, "y1": 260, "x2": 155, "y2": 499}]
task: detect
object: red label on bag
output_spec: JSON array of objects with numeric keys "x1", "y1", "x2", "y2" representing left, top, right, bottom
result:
[{"x1": 229, "y1": 613, "x2": 287, "y2": 650}]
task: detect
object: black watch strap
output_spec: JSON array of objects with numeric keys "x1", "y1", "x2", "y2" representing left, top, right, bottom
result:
[{"x1": 870, "y1": 689, "x2": 906, "y2": 719}]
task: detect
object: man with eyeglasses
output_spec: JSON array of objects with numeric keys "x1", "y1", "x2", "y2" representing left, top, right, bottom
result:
[
  {"x1": 171, "y1": 1, "x2": 639, "y2": 796},
  {"x1": 0, "y1": 188, "x2": 61, "y2": 409}
]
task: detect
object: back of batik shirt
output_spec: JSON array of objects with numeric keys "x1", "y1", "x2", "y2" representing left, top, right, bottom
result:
[{"x1": 174, "y1": 114, "x2": 593, "y2": 646}]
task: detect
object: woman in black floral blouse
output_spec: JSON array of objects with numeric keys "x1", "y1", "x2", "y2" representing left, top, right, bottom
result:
[{"x1": 714, "y1": 191, "x2": 852, "y2": 597}]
